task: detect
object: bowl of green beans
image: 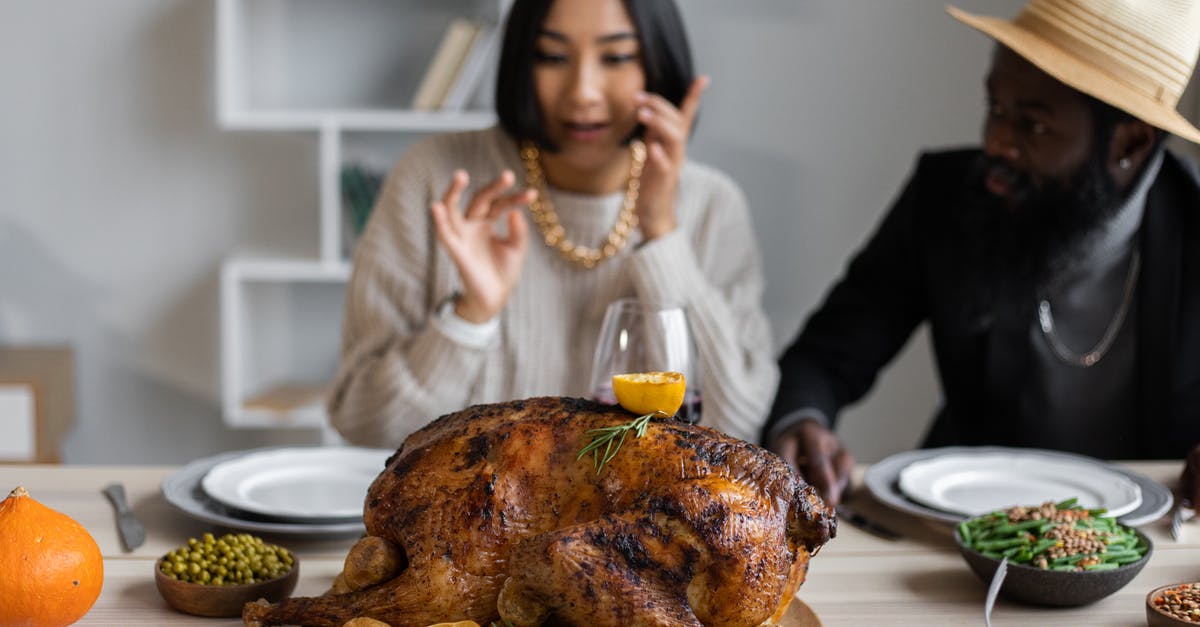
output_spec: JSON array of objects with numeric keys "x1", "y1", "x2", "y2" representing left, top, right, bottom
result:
[
  {"x1": 954, "y1": 498, "x2": 1152, "y2": 607},
  {"x1": 154, "y1": 532, "x2": 298, "y2": 617}
]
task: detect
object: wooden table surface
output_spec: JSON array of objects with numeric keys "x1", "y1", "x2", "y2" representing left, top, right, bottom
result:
[{"x1": 2, "y1": 461, "x2": 1194, "y2": 626}]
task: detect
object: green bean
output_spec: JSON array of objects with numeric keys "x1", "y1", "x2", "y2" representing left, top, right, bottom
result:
[
  {"x1": 1051, "y1": 554, "x2": 1087, "y2": 567},
  {"x1": 976, "y1": 536, "x2": 1033, "y2": 551},
  {"x1": 1030, "y1": 538, "x2": 1058, "y2": 555},
  {"x1": 958, "y1": 521, "x2": 972, "y2": 545},
  {"x1": 1099, "y1": 549, "x2": 1142, "y2": 562}
]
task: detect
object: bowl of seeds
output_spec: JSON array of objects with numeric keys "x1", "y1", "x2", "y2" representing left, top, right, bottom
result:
[
  {"x1": 155, "y1": 532, "x2": 298, "y2": 617},
  {"x1": 954, "y1": 498, "x2": 1152, "y2": 607},
  {"x1": 1148, "y1": 583, "x2": 1200, "y2": 625}
]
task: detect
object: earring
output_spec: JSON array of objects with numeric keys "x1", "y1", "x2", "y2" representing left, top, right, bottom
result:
[{"x1": 1119, "y1": 157, "x2": 1132, "y2": 170}]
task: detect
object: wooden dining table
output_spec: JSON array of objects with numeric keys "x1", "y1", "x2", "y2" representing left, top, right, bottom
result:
[{"x1": 2, "y1": 460, "x2": 1195, "y2": 626}]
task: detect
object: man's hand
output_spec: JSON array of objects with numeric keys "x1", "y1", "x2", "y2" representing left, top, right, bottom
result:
[{"x1": 767, "y1": 419, "x2": 854, "y2": 506}]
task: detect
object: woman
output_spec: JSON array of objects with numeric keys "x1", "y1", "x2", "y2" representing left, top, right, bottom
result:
[{"x1": 329, "y1": 0, "x2": 777, "y2": 446}]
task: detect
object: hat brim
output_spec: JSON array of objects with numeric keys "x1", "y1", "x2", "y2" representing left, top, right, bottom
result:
[{"x1": 948, "y1": 5, "x2": 1200, "y2": 144}]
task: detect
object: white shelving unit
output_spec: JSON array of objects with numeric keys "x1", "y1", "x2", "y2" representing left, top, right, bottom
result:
[{"x1": 216, "y1": 0, "x2": 504, "y2": 428}]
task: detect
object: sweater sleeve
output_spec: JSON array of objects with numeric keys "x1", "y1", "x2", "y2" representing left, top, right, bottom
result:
[
  {"x1": 326, "y1": 137, "x2": 490, "y2": 447},
  {"x1": 626, "y1": 169, "x2": 778, "y2": 442}
]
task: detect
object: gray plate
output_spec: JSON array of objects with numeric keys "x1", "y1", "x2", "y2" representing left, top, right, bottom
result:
[
  {"x1": 162, "y1": 448, "x2": 368, "y2": 537},
  {"x1": 864, "y1": 446, "x2": 1173, "y2": 527}
]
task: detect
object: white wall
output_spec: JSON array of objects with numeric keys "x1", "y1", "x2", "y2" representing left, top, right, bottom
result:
[{"x1": 7, "y1": 0, "x2": 1153, "y2": 464}]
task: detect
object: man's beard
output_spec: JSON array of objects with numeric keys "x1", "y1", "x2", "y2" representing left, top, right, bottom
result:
[{"x1": 957, "y1": 151, "x2": 1124, "y2": 326}]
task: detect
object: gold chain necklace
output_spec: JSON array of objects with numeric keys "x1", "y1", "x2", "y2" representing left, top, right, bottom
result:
[{"x1": 519, "y1": 139, "x2": 645, "y2": 269}]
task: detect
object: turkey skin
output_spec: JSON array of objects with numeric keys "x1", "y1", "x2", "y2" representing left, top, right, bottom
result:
[{"x1": 243, "y1": 397, "x2": 835, "y2": 627}]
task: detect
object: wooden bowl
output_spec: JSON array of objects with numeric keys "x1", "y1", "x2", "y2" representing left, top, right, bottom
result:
[
  {"x1": 1147, "y1": 583, "x2": 1200, "y2": 626},
  {"x1": 954, "y1": 527, "x2": 1152, "y2": 607},
  {"x1": 154, "y1": 556, "x2": 299, "y2": 617}
]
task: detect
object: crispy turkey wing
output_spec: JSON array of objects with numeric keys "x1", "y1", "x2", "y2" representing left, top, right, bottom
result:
[{"x1": 243, "y1": 397, "x2": 834, "y2": 627}]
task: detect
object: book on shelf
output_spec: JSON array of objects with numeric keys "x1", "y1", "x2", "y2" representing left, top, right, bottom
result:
[
  {"x1": 441, "y1": 22, "x2": 499, "y2": 111},
  {"x1": 411, "y1": 18, "x2": 483, "y2": 111}
]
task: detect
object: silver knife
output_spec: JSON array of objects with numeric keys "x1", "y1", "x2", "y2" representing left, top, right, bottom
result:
[
  {"x1": 102, "y1": 483, "x2": 146, "y2": 552},
  {"x1": 836, "y1": 505, "x2": 902, "y2": 541}
]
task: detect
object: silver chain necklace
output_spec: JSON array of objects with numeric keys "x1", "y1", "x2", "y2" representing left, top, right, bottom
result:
[{"x1": 1036, "y1": 248, "x2": 1140, "y2": 368}]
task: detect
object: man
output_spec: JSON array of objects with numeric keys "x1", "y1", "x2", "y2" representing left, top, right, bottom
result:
[{"x1": 764, "y1": 0, "x2": 1200, "y2": 507}]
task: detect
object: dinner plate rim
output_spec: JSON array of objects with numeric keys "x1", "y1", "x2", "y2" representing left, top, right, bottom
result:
[
  {"x1": 162, "y1": 447, "x2": 387, "y2": 537},
  {"x1": 200, "y1": 446, "x2": 390, "y2": 521},
  {"x1": 864, "y1": 446, "x2": 1173, "y2": 527},
  {"x1": 896, "y1": 450, "x2": 1143, "y2": 518}
]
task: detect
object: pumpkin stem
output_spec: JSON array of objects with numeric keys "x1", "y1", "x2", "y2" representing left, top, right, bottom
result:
[{"x1": 9, "y1": 486, "x2": 28, "y2": 498}]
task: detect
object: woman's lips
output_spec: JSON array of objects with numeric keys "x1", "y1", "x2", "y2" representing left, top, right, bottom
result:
[{"x1": 564, "y1": 121, "x2": 608, "y2": 141}]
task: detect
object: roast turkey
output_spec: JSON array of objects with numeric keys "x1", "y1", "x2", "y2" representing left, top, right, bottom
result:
[{"x1": 243, "y1": 396, "x2": 835, "y2": 627}]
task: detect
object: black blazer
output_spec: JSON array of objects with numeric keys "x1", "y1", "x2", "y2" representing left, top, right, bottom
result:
[{"x1": 765, "y1": 148, "x2": 1200, "y2": 459}]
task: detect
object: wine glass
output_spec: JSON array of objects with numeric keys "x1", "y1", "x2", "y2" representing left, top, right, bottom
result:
[{"x1": 588, "y1": 298, "x2": 701, "y2": 423}]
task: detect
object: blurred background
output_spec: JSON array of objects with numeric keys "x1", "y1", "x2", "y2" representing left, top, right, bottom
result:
[{"x1": 3, "y1": 0, "x2": 1196, "y2": 464}]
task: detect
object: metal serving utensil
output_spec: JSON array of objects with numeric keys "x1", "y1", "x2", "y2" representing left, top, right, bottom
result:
[
  {"x1": 102, "y1": 483, "x2": 146, "y2": 552},
  {"x1": 1171, "y1": 500, "x2": 1195, "y2": 542},
  {"x1": 984, "y1": 556, "x2": 1008, "y2": 627}
]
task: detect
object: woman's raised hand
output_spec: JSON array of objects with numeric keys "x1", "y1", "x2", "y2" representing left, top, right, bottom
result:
[
  {"x1": 633, "y1": 75, "x2": 709, "y2": 241},
  {"x1": 429, "y1": 169, "x2": 537, "y2": 323}
]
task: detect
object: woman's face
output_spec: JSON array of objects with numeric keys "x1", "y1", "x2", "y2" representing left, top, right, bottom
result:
[{"x1": 533, "y1": 0, "x2": 646, "y2": 173}]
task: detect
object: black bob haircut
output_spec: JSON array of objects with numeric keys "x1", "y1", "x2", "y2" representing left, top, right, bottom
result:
[{"x1": 495, "y1": 0, "x2": 695, "y2": 151}]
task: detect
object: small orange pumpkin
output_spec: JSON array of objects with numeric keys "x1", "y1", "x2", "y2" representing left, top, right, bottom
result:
[{"x1": 0, "y1": 486, "x2": 104, "y2": 626}]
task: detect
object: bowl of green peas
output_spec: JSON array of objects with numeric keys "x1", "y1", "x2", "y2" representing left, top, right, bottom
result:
[
  {"x1": 954, "y1": 498, "x2": 1152, "y2": 607},
  {"x1": 155, "y1": 532, "x2": 299, "y2": 617}
]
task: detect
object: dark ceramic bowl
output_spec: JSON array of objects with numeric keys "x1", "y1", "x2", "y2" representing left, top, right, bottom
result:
[
  {"x1": 1147, "y1": 583, "x2": 1200, "y2": 626},
  {"x1": 954, "y1": 527, "x2": 1152, "y2": 607},
  {"x1": 154, "y1": 556, "x2": 299, "y2": 617}
]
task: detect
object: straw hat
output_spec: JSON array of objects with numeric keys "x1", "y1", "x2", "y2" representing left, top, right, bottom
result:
[{"x1": 948, "y1": 0, "x2": 1200, "y2": 143}]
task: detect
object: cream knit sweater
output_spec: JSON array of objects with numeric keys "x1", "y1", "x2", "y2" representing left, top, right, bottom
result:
[{"x1": 328, "y1": 127, "x2": 778, "y2": 446}]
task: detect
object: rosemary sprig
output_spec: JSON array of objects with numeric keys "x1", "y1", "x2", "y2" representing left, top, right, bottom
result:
[{"x1": 576, "y1": 411, "x2": 665, "y2": 474}]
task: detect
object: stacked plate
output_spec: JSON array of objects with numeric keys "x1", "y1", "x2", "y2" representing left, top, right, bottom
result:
[
  {"x1": 162, "y1": 446, "x2": 393, "y2": 537},
  {"x1": 863, "y1": 446, "x2": 1173, "y2": 527}
]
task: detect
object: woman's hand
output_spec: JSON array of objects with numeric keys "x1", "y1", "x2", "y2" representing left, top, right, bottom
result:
[
  {"x1": 429, "y1": 169, "x2": 537, "y2": 323},
  {"x1": 634, "y1": 75, "x2": 709, "y2": 241}
]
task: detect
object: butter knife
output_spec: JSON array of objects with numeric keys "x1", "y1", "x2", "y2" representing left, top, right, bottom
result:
[
  {"x1": 102, "y1": 483, "x2": 146, "y2": 552},
  {"x1": 836, "y1": 505, "x2": 902, "y2": 541}
]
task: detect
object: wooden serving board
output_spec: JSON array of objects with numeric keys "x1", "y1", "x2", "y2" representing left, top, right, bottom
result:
[
  {"x1": 780, "y1": 598, "x2": 822, "y2": 627},
  {"x1": 423, "y1": 600, "x2": 821, "y2": 627}
]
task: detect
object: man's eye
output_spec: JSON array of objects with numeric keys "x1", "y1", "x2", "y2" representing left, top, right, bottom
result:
[{"x1": 1018, "y1": 119, "x2": 1048, "y2": 136}]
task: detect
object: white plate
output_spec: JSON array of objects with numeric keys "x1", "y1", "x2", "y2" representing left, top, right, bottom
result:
[
  {"x1": 200, "y1": 447, "x2": 391, "y2": 521},
  {"x1": 862, "y1": 447, "x2": 1170, "y2": 527},
  {"x1": 897, "y1": 451, "x2": 1143, "y2": 518},
  {"x1": 163, "y1": 449, "x2": 366, "y2": 537}
]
